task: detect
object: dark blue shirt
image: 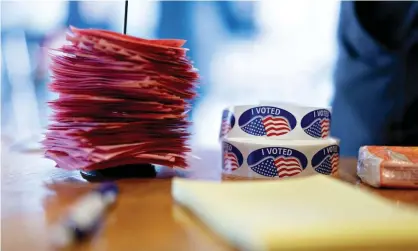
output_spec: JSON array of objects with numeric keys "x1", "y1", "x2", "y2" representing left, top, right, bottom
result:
[{"x1": 331, "y1": 1, "x2": 418, "y2": 156}]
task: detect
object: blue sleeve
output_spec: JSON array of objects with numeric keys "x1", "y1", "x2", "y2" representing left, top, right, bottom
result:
[{"x1": 331, "y1": 1, "x2": 418, "y2": 156}]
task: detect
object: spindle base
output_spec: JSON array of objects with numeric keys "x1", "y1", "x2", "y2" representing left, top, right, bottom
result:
[{"x1": 80, "y1": 163, "x2": 157, "y2": 182}]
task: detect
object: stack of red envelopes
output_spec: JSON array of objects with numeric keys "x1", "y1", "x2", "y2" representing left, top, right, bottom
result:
[{"x1": 43, "y1": 27, "x2": 199, "y2": 171}]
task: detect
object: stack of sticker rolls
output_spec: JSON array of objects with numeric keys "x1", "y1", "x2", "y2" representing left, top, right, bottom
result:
[{"x1": 219, "y1": 102, "x2": 339, "y2": 179}]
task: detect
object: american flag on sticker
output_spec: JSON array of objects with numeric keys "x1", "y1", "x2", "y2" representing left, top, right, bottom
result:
[
  {"x1": 301, "y1": 109, "x2": 331, "y2": 139},
  {"x1": 223, "y1": 152, "x2": 239, "y2": 171},
  {"x1": 311, "y1": 145, "x2": 340, "y2": 175},
  {"x1": 222, "y1": 142, "x2": 244, "y2": 172},
  {"x1": 247, "y1": 147, "x2": 308, "y2": 178},
  {"x1": 314, "y1": 153, "x2": 339, "y2": 175},
  {"x1": 249, "y1": 156, "x2": 302, "y2": 177},
  {"x1": 304, "y1": 117, "x2": 330, "y2": 138},
  {"x1": 238, "y1": 106, "x2": 296, "y2": 137},
  {"x1": 219, "y1": 109, "x2": 235, "y2": 139}
]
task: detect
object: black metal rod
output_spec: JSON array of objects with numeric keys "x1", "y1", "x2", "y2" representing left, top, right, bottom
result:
[{"x1": 123, "y1": 0, "x2": 128, "y2": 34}]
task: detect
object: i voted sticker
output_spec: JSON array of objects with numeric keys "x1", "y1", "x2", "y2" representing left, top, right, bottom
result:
[
  {"x1": 238, "y1": 106, "x2": 296, "y2": 137},
  {"x1": 311, "y1": 145, "x2": 339, "y2": 175},
  {"x1": 247, "y1": 147, "x2": 307, "y2": 177},
  {"x1": 219, "y1": 109, "x2": 235, "y2": 138},
  {"x1": 301, "y1": 109, "x2": 331, "y2": 138},
  {"x1": 222, "y1": 142, "x2": 244, "y2": 172}
]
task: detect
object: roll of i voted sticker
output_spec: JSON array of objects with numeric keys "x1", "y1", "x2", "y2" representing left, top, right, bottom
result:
[
  {"x1": 222, "y1": 137, "x2": 340, "y2": 179},
  {"x1": 221, "y1": 104, "x2": 332, "y2": 140}
]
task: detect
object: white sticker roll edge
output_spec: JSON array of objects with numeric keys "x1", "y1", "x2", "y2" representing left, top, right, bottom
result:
[
  {"x1": 222, "y1": 137, "x2": 340, "y2": 179},
  {"x1": 219, "y1": 103, "x2": 332, "y2": 140}
]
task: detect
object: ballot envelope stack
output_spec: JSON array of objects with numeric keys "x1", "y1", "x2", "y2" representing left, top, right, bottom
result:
[{"x1": 43, "y1": 27, "x2": 199, "y2": 171}]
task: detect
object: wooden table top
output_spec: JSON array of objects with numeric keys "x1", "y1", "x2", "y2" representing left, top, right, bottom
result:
[{"x1": 2, "y1": 141, "x2": 418, "y2": 251}]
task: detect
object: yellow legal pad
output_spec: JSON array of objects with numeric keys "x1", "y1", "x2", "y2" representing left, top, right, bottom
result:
[{"x1": 172, "y1": 175, "x2": 418, "y2": 251}]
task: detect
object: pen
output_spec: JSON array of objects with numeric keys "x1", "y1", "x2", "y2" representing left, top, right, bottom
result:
[{"x1": 50, "y1": 182, "x2": 119, "y2": 248}]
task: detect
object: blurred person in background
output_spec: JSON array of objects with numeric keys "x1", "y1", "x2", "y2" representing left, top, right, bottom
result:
[
  {"x1": 1, "y1": 1, "x2": 68, "y2": 144},
  {"x1": 156, "y1": 1, "x2": 257, "y2": 118},
  {"x1": 1, "y1": 1, "x2": 112, "y2": 140},
  {"x1": 38, "y1": 1, "x2": 112, "y2": 114},
  {"x1": 331, "y1": 1, "x2": 418, "y2": 156}
]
